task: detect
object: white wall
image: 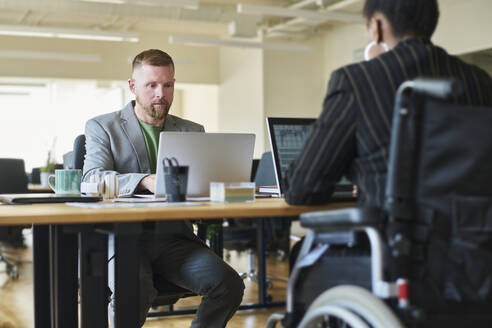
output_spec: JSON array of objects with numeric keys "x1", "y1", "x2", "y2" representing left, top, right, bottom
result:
[
  {"x1": 215, "y1": 35, "x2": 344, "y2": 156},
  {"x1": 322, "y1": 24, "x2": 365, "y2": 82},
  {"x1": 433, "y1": 0, "x2": 492, "y2": 55},
  {"x1": 218, "y1": 46, "x2": 264, "y2": 158},
  {"x1": 179, "y1": 84, "x2": 219, "y2": 132},
  {"x1": 171, "y1": 89, "x2": 184, "y2": 118},
  {"x1": 263, "y1": 36, "x2": 328, "y2": 151}
]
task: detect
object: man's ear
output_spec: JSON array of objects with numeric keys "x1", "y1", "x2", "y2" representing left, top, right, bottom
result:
[{"x1": 128, "y1": 78, "x2": 136, "y2": 95}]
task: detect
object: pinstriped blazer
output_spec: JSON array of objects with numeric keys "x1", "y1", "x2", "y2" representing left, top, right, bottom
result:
[{"x1": 284, "y1": 38, "x2": 492, "y2": 207}]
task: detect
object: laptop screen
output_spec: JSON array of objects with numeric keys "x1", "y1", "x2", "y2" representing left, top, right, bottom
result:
[
  {"x1": 266, "y1": 117, "x2": 316, "y2": 194},
  {"x1": 155, "y1": 132, "x2": 256, "y2": 197}
]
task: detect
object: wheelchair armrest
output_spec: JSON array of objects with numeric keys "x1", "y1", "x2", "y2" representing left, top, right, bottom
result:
[{"x1": 300, "y1": 207, "x2": 379, "y2": 229}]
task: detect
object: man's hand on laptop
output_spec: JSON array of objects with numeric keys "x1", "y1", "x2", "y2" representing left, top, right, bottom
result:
[{"x1": 139, "y1": 174, "x2": 156, "y2": 193}]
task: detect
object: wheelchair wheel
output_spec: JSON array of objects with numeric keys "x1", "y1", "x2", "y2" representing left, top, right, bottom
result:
[
  {"x1": 298, "y1": 285, "x2": 404, "y2": 328},
  {"x1": 300, "y1": 303, "x2": 371, "y2": 328}
]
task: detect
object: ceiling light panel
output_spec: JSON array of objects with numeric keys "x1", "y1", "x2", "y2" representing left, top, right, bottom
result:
[
  {"x1": 0, "y1": 50, "x2": 102, "y2": 62},
  {"x1": 78, "y1": 0, "x2": 199, "y2": 9},
  {"x1": 169, "y1": 35, "x2": 312, "y2": 52},
  {"x1": 237, "y1": 3, "x2": 363, "y2": 24},
  {"x1": 0, "y1": 25, "x2": 139, "y2": 42}
]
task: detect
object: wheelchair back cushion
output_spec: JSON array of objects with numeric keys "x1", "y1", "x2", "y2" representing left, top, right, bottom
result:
[{"x1": 403, "y1": 100, "x2": 492, "y2": 307}]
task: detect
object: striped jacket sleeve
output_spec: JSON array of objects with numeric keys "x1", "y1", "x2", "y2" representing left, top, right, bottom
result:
[{"x1": 283, "y1": 68, "x2": 356, "y2": 205}]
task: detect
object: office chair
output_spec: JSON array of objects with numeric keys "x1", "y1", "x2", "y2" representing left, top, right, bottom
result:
[
  {"x1": 0, "y1": 158, "x2": 29, "y2": 279},
  {"x1": 63, "y1": 151, "x2": 74, "y2": 169},
  {"x1": 250, "y1": 158, "x2": 260, "y2": 182},
  {"x1": 0, "y1": 158, "x2": 28, "y2": 194},
  {"x1": 72, "y1": 135, "x2": 86, "y2": 171},
  {"x1": 29, "y1": 167, "x2": 41, "y2": 184},
  {"x1": 267, "y1": 79, "x2": 492, "y2": 328},
  {"x1": 254, "y1": 151, "x2": 277, "y2": 187},
  {"x1": 222, "y1": 152, "x2": 289, "y2": 290}
]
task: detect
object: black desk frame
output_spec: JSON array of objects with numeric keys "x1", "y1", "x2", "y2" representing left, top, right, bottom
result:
[{"x1": 32, "y1": 218, "x2": 288, "y2": 328}]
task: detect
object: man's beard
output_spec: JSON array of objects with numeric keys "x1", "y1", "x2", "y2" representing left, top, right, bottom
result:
[{"x1": 136, "y1": 96, "x2": 170, "y2": 120}]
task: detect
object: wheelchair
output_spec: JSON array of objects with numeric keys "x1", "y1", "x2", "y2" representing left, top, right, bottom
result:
[{"x1": 268, "y1": 78, "x2": 492, "y2": 328}]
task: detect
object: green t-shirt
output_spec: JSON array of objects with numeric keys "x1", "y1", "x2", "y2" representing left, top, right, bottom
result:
[{"x1": 137, "y1": 119, "x2": 163, "y2": 174}]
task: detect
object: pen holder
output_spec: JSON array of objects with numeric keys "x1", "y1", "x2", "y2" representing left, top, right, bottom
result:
[{"x1": 163, "y1": 157, "x2": 188, "y2": 202}]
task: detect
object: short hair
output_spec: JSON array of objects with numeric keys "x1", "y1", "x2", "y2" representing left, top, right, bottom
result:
[
  {"x1": 363, "y1": 0, "x2": 439, "y2": 40},
  {"x1": 132, "y1": 49, "x2": 174, "y2": 74}
]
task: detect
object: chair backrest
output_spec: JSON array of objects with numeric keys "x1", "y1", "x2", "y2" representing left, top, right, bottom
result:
[
  {"x1": 385, "y1": 79, "x2": 492, "y2": 308},
  {"x1": 0, "y1": 158, "x2": 28, "y2": 194},
  {"x1": 30, "y1": 167, "x2": 41, "y2": 184},
  {"x1": 414, "y1": 100, "x2": 491, "y2": 210},
  {"x1": 63, "y1": 151, "x2": 74, "y2": 169},
  {"x1": 250, "y1": 159, "x2": 260, "y2": 182},
  {"x1": 254, "y1": 151, "x2": 277, "y2": 186},
  {"x1": 73, "y1": 134, "x2": 86, "y2": 170}
]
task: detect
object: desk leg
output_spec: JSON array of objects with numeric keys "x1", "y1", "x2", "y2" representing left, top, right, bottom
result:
[
  {"x1": 112, "y1": 224, "x2": 140, "y2": 328},
  {"x1": 49, "y1": 225, "x2": 78, "y2": 328},
  {"x1": 256, "y1": 219, "x2": 267, "y2": 304},
  {"x1": 79, "y1": 231, "x2": 108, "y2": 328},
  {"x1": 209, "y1": 221, "x2": 224, "y2": 259},
  {"x1": 33, "y1": 225, "x2": 51, "y2": 328}
]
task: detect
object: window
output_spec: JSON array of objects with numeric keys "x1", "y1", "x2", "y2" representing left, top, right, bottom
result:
[{"x1": 0, "y1": 80, "x2": 128, "y2": 172}]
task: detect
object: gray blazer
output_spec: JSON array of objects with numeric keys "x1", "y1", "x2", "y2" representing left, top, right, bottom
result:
[
  {"x1": 84, "y1": 101, "x2": 204, "y2": 194},
  {"x1": 84, "y1": 101, "x2": 204, "y2": 239}
]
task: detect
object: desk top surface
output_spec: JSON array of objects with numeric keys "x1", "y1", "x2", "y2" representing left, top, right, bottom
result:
[{"x1": 0, "y1": 198, "x2": 354, "y2": 226}]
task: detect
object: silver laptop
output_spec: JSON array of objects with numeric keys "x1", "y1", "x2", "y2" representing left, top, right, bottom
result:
[{"x1": 155, "y1": 132, "x2": 255, "y2": 197}]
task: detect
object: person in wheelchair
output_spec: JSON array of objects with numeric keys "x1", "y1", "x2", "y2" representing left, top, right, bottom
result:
[
  {"x1": 283, "y1": 0, "x2": 492, "y2": 207},
  {"x1": 276, "y1": 0, "x2": 492, "y2": 327}
]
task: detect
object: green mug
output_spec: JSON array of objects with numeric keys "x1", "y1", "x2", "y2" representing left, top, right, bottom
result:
[{"x1": 48, "y1": 169, "x2": 82, "y2": 196}]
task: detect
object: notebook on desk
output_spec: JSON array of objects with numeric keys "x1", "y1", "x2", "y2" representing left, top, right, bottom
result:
[
  {"x1": 0, "y1": 193, "x2": 101, "y2": 204},
  {"x1": 155, "y1": 132, "x2": 256, "y2": 197},
  {"x1": 266, "y1": 117, "x2": 355, "y2": 201}
]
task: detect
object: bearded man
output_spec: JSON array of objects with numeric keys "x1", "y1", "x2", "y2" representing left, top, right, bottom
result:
[{"x1": 83, "y1": 49, "x2": 244, "y2": 328}]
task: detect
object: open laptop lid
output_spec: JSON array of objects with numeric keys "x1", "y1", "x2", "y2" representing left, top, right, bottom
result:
[
  {"x1": 266, "y1": 117, "x2": 316, "y2": 196},
  {"x1": 155, "y1": 132, "x2": 255, "y2": 197}
]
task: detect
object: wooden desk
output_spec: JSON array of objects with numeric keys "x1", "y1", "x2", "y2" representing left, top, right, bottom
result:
[
  {"x1": 0, "y1": 198, "x2": 354, "y2": 328},
  {"x1": 0, "y1": 198, "x2": 352, "y2": 225}
]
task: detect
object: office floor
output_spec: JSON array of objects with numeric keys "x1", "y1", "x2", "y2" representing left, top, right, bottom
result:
[{"x1": 0, "y1": 227, "x2": 301, "y2": 328}]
